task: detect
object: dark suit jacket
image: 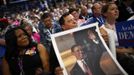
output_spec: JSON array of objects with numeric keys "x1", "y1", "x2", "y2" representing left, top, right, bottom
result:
[
  {"x1": 85, "y1": 40, "x2": 106, "y2": 75},
  {"x1": 73, "y1": 29, "x2": 106, "y2": 75},
  {"x1": 70, "y1": 62, "x2": 88, "y2": 75}
]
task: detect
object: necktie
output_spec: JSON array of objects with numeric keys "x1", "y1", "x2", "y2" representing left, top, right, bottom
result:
[{"x1": 82, "y1": 61, "x2": 92, "y2": 75}]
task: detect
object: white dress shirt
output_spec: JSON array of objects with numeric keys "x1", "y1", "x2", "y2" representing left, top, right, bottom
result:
[{"x1": 77, "y1": 59, "x2": 86, "y2": 73}]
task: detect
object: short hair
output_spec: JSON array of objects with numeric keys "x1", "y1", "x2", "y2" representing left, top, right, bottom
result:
[
  {"x1": 71, "y1": 44, "x2": 80, "y2": 52},
  {"x1": 41, "y1": 12, "x2": 52, "y2": 20},
  {"x1": 59, "y1": 12, "x2": 70, "y2": 26},
  {"x1": 69, "y1": 8, "x2": 79, "y2": 14}
]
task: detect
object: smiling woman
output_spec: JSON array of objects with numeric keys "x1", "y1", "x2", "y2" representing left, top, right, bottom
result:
[{"x1": 2, "y1": 27, "x2": 50, "y2": 75}]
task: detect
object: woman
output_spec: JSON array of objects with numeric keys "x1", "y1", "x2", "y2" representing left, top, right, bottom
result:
[
  {"x1": 101, "y1": 2, "x2": 134, "y2": 74},
  {"x1": 2, "y1": 27, "x2": 62, "y2": 75},
  {"x1": 101, "y1": 1, "x2": 133, "y2": 57},
  {"x1": 101, "y1": 2, "x2": 119, "y2": 58}
]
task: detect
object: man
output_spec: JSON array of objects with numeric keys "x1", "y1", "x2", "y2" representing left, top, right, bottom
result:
[
  {"x1": 69, "y1": 8, "x2": 85, "y2": 26},
  {"x1": 70, "y1": 44, "x2": 93, "y2": 75},
  {"x1": 73, "y1": 29, "x2": 106, "y2": 75},
  {"x1": 59, "y1": 12, "x2": 77, "y2": 31},
  {"x1": 79, "y1": 5, "x2": 92, "y2": 20},
  {"x1": 81, "y1": 2, "x2": 105, "y2": 27},
  {"x1": 38, "y1": 12, "x2": 62, "y2": 52},
  {"x1": 38, "y1": 12, "x2": 62, "y2": 74}
]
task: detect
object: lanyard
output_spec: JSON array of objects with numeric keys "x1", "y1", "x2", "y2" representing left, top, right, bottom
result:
[{"x1": 18, "y1": 57, "x2": 25, "y2": 75}]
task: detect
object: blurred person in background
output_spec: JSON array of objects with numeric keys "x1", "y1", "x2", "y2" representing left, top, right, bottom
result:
[
  {"x1": 0, "y1": 17, "x2": 8, "y2": 75},
  {"x1": 38, "y1": 12, "x2": 62, "y2": 52},
  {"x1": 38, "y1": 12, "x2": 62, "y2": 75},
  {"x1": 81, "y1": 2, "x2": 105, "y2": 27},
  {"x1": 101, "y1": 2, "x2": 134, "y2": 74},
  {"x1": 69, "y1": 8, "x2": 85, "y2": 26},
  {"x1": 117, "y1": 0, "x2": 134, "y2": 21},
  {"x1": 21, "y1": 20, "x2": 40, "y2": 43},
  {"x1": 79, "y1": 5, "x2": 92, "y2": 20}
]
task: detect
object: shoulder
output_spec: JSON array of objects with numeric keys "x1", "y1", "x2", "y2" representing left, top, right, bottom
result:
[
  {"x1": 37, "y1": 43, "x2": 47, "y2": 52},
  {"x1": 71, "y1": 63, "x2": 79, "y2": 71},
  {"x1": 101, "y1": 26, "x2": 114, "y2": 34},
  {"x1": 37, "y1": 43, "x2": 44, "y2": 47},
  {"x1": 70, "y1": 63, "x2": 82, "y2": 75}
]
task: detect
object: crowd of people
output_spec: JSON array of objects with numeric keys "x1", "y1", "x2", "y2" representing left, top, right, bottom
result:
[{"x1": 0, "y1": 0, "x2": 134, "y2": 75}]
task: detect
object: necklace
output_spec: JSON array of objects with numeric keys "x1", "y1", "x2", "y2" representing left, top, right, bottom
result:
[{"x1": 18, "y1": 57, "x2": 25, "y2": 75}]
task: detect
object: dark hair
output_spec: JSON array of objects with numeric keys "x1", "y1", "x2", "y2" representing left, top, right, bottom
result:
[
  {"x1": 71, "y1": 44, "x2": 80, "y2": 52},
  {"x1": 0, "y1": 18, "x2": 9, "y2": 31},
  {"x1": 69, "y1": 8, "x2": 79, "y2": 14},
  {"x1": 59, "y1": 12, "x2": 70, "y2": 26},
  {"x1": 5, "y1": 26, "x2": 33, "y2": 58},
  {"x1": 41, "y1": 12, "x2": 52, "y2": 21},
  {"x1": 20, "y1": 20, "x2": 33, "y2": 32}
]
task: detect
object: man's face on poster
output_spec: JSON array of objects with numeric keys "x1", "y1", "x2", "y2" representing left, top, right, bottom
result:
[{"x1": 72, "y1": 46, "x2": 84, "y2": 60}]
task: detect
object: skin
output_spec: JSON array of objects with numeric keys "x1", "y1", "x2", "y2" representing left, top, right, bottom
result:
[
  {"x1": 81, "y1": 6, "x2": 88, "y2": 16},
  {"x1": 42, "y1": 17, "x2": 53, "y2": 28},
  {"x1": 101, "y1": 3, "x2": 119, "y2": 43},
  {"x1": 0, "y1": 38, "x2": 6, "y2": 45},
  {"x1": 104, "y1": 3, "x2": 119, "y2": 25},
  {"x1": 16, "y1": 29, "x2": 29, "y2": 47},
  {"x1": 72, "y1": 46, "x2": 84, "y2": 60},
  {"x1": 92, "y1": 3, "x2": 102, "y2": 17},
  {"x1": 71, "y1": 11, "x2": 79, "y2": 21},
  {"x1": 2, "y1": 29, "x2": 50, "y2": 75},
  {"x1": 62, "y1": 14, "x2": 77, "y2": 30},
  {"x1": 101, "y1": 3, "x2": 133, "y2": 54},
  {"x1": 24, "y1": 25, "x2": 33, "y2": 36},
  {"x1": 88, "y1": 31, "x2": 96, "y2": 40}
]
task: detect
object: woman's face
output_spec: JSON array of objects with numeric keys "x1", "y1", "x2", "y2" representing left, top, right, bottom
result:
[
  {"x1": 15, "y1": 29, "x2": 29, "y2": 47},
  {"x1": 105, "y1": 4, "x2": 119, "y2": 20}
]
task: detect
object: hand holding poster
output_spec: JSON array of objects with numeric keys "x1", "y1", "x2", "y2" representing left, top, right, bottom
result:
[
  {"x1": 51, "y1": 23, "x2": 127, "y2": 75},
  {"x1": 116, "y1": 20, "x2": 134, "y2": 47}
]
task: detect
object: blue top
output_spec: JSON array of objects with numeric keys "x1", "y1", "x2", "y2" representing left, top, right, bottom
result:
[
  {"x1": 81, "y1": 16, "x2": 105, "y2": 27},
  {"x1": 38, "y1": 20, "x2": 62, "y2": 52}
]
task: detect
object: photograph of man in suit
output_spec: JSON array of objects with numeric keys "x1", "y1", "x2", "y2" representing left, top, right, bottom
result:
[
  {"x1": 73, "y1": 29, "x2": 106, "y2": 75},
  {"x1": 70, "y1": 44, "x2": 93, "y2": 75}
]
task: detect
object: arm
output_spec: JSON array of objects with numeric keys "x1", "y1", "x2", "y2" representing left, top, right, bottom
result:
[
  {"x1": 37, "y1": 43, "x2": 50, "y2": 72},
  {"x1": 37, "y1": 44, "x2": 63, "y2": 75},
  {"x1": 117, "y1": 47, "x2": 134, "y2": 54},
  {"x1": 99, "y1": 27, "x2": 109, "y2": 45},
  {"x1": 54, "y1": 67, "x2": 63, "y2": 75},
  {"x1": 2, "y1": 57, "x2": 11, "y2": 75},
  {"x1": 0, "y1": 38, "x2": 6, "y2": 46}
]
